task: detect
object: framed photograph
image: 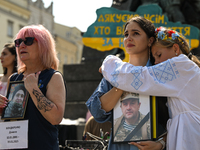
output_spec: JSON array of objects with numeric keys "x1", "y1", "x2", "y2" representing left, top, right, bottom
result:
[
  {"x1": 1, "y1": 81, "x2": 29, "y2": 120},
  {"x1": 112, "y1": 91, "x2": 152, "y2": 143}
]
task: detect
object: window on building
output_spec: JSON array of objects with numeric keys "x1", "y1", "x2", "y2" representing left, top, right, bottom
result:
[
  {"x1": 66, "y1": 32, "x2": 71, "y2": 38},
  {"x1": 7, "y1": 21, "x2": 13, "y2": 37}
]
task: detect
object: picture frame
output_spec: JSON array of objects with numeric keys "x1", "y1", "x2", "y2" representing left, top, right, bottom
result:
[
  {"x1": 112, "y1": 92, "x2": 169, "y2": 143},
  {"x1": 1, "y1": 81, "x2": 29, "y2": 120},
  {"x1": 112, "y1": 91, "x2": 152, "y2": 143}
]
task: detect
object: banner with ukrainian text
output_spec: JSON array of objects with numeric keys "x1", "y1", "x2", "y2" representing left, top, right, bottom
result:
[{"x1": 83, "y1": 4, "x2": 200, "y2": 62}]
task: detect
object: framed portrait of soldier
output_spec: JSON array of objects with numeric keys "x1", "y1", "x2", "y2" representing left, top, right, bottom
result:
[
  {"x1": 113, "y1": 91, "x2": 152, "y2": 143},
  {"x1": 2, "y1": 81, "x2": 29, "y2": 120}
]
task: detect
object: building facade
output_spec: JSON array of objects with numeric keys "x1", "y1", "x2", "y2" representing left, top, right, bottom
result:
[{"x1": 0, "y1": 0, "x2": 83, "y2": 74}]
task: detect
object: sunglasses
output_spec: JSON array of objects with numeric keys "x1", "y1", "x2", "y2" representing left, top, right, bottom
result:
[{"x1": 14, "y1": 37, "x2": 37, "y2": 47}]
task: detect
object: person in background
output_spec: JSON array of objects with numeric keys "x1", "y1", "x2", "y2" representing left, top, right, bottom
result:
[
  {"x1": 0, "y1": 24, "x2": 66, "y2": 150},
  {"x1": 86, "y1": 16, "x2": 165, "y2": 150},
  {"x1": 83, "y1": 116, "x2": 112, "y2": 140},
  {"x1": 0, "y1": 43, "x2": 17, "y2": 121},
  {"x1": 101, "y1": 27, "x2": 200, "y2": 150}
]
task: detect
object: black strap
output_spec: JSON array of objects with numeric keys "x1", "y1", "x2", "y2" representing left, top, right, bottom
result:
[{"x1": 124, "y1": 112, "x2": 150, "y2": 141}]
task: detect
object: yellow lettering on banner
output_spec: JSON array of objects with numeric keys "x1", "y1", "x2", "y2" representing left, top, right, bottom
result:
[
  {"x1": 150, "y1": 15, "x2": 155, "y2": 23},
  {"x1": 144, "y1": 14, "x2": 165, "y2": 23},
  {"x1": 110, "y1": 14, "x2": 115, "y2": 22},
  {"x1": 98, "y1": 13, "x2": 166, "y2": 23},
  {"x1": 158, "y1": 15, "x2": 164, "y2": 24},
  {"x1": 171, "y1": 27, "x2": 177, "y2": 31},
  {"x1": 122, "y1": 14, "x2": 128, "y2": 22},
  {"x1": 105, "y1": 27, "x2": 110, "y2": 35},
  {"x1": 184, "y1": 27, "x2": 190, "y2": 36},
  {"x1": 93, "y1": 26, "x2": 111, "y2": 35},
  {"x1": 116, "y1": 26, "x2": 123, "y2": 35},
  {"x1": 119, "y1": 38, "x2": 124, "y2": 47},
  {"x1": 100, "y1": 26, "x2": 104, "y2": 34},
  {"x1": 177, "y1": 27, "x2": 184, "y2": 34},
  {"x1": 98, "y1": 15, "x2": 104, "y2": 22},
  {"x1": 167, "y1": 27, "x2": 191, "y2": 36},
  {"x1": 144, "y1": 14, "x2": 150, "y2": 20},
  {"x1": 105, "y1": 14, "x2": 109, "y2": 22},
  {"x1": 94, "y1": 26, "x2": 99, "y2": 34},
  {"x1": 116, "y1": 14, "x2": 122, "y2": 22}
]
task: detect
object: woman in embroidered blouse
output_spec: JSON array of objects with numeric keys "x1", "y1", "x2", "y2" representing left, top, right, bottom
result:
[
  {"x1": 101, "y1": 27, "x2": 200, "y2": 150},
  {"x1": 86, "y1": 16, "x2": 166, "y2": 150},
  {"x1": 0, "y1": 43, "x2": 17, "y2": 121}
]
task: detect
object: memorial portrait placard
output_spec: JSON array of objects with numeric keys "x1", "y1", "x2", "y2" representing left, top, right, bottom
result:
[
  {"x1": 112, "y1": 92, "x2": 152, "y2": 143},
  {"x1": 2, "y1": 81, "x2": 29, "y2": 120}
]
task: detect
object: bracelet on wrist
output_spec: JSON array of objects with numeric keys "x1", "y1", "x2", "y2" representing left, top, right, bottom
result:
[{"x1": 156, "y1": 137, "x2": 166, "y2": 150}]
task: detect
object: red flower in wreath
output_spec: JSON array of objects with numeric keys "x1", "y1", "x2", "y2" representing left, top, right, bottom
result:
[{"x1": 168, "y1": 30, "x2": 176, "y2": 37}]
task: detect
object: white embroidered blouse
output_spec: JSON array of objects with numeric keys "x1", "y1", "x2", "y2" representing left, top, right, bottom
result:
[{"x1": 101, "y1": 54, "x2": 200, "y2": 150}]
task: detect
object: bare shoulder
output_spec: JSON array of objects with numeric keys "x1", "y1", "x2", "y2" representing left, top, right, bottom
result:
[
  {"x1": 51, "y1": 72, "x2": 64, "y2": 82},
  {"x1": 48, "y1": 71, "x2": 65, "y2": 88}
]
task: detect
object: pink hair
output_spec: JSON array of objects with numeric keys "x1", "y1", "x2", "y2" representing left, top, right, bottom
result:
[{"x1": 15, "y1": 25, "x2": 59, "y2": 73}]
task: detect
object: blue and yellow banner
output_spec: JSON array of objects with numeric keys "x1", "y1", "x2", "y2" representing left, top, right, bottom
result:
[{"x1": 83, "y1": 4, "x2": 200, "y2": 62}]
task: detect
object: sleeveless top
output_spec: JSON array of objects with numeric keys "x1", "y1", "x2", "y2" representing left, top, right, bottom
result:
[{"x1": 10, "y1": 68, "x2": 59, "y2": 150}]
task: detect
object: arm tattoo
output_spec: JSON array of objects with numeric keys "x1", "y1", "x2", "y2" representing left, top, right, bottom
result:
[{"x1": 32, "y1": 89, "x2": 54, "y2": 112}]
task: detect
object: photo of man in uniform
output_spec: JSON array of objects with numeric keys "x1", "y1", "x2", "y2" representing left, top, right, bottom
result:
[{"x1": 113, "y1": 92, "x2": 151, "y2": 142}]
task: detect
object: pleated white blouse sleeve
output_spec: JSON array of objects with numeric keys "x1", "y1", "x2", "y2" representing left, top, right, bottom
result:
[{"x1": 101, "y1": 54, "x2": 198, "y2": 98}]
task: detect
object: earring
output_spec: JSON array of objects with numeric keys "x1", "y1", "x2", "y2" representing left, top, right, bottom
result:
[{"x1": 175, "y1": 53, "x2": 177, "y2": 56}]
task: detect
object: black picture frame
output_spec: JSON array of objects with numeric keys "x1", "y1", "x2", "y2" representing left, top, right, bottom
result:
[
  {"x1": 1, "y1": 81, "x2": 29, "y2": 120},
  {"x1": 112, "y1": 92, "x2": 169, "y2": 143},
  {"x1": 112, "y1": 92, "x2": 152, "y2": 143}
]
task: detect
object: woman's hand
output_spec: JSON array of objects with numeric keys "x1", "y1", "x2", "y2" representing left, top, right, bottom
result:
[
  {"x1": 24, "y1": 71, "x2": 41, "y2": 94},
  {"x1": 0, "y1": 94, "x2": 8, "y2": 115},
  {"x1": 99, "y1": 67, "x2": 102, "y2": 74},
  {"x1": 129, "y1": 141, "x2": 162, "y2": 150},
  {"x1": 0, "y1": 94, "x2": 8, "y2": 108}
]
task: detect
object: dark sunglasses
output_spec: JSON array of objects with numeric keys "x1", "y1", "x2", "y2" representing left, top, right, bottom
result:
[{"x1": 14, "y1": 37, "x2": 37, "y2": 47}]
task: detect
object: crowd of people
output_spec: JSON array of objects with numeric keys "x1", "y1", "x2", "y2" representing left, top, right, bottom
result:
[{"x1": 0, "y1": 15, "x2": 200, "y2": 150}]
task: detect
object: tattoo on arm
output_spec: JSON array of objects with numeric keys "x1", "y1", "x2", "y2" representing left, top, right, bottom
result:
[{"x1": 32, "y1": 89, "x2": 54, "y2": 112}]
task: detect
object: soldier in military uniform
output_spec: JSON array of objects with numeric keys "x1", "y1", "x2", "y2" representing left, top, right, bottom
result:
[{"x1": 113, "y1": 92, "x2": 150, "y2": 142}]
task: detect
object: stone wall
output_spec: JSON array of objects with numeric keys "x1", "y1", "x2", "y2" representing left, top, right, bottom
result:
[{"x1": 63, "y1": 46, "x2": 106, "y2": 119}]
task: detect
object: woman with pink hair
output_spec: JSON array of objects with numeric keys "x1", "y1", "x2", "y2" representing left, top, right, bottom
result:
[{"x1": 0, "y1": 25, "x2": 66, "y2": 150}]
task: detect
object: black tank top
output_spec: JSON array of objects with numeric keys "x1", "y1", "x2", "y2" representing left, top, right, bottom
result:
[{"x1": 10, "y1": 68, "x2": 59, "y2": 150}]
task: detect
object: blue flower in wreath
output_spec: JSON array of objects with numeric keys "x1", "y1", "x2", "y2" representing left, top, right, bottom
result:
[
  {"x1": 38, "y1": 79, "x2": 43, "y2": 88},
  {"x1": 157, "y1": 31, "x2": 165, "y2": 40},
  {"x1": 171, "y1": 32, "x2": 179, "y2": 40}
]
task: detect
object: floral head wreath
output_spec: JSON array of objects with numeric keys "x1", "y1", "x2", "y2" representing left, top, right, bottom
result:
[{"x1": 155, "y1": 27, "x2": 184, "y2": 44}]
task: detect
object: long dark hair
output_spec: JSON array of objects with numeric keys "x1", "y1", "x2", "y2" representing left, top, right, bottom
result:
[
  {"x1": 124, "y1": 16, "x2": 156, "y2": 63},
  {"x1": 2, "y1": 43, "x2": 17, "y2": 75},
  {"x1": 124, "y1": 16, "x2": 155, "y2": 38}
]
